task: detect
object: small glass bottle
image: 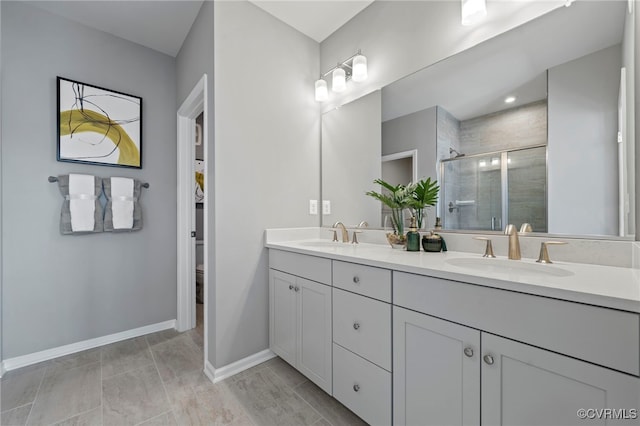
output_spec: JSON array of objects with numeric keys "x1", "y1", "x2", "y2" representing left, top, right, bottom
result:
[{"x1": 406, "y1": 216, "x2": 420, "y2": 252}]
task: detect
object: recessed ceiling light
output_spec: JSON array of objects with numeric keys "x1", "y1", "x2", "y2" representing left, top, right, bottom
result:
[{"x1": 505, "y1": 96, "x2": 516, "y2": 104}]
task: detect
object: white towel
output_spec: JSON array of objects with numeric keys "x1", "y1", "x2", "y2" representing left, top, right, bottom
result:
[
  {"x1": 69, "y1": 174, "x2": 96, "y2": 232},
  {"x1": 111, "y1": 177, "x2": 134, "y2": 230}
]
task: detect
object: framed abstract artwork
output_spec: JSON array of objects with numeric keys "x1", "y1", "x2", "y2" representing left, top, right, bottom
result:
[{"x1": 57, "y1": 77, "x2": 143, "y2": 168}]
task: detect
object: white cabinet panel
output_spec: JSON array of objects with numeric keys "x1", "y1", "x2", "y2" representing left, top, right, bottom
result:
[
  {"x1": 482, "y1": 333, "x2": 640, "y2": 426},
  {"x1": 333, "y1": 287, "x2": 391, "y2": 371},
  {"x1": 333, "y1": 343, "x2": 391, "y2": 426},
  {"x1": 270, "y1": 270, "x2": 297, "y2": 366},
  {"x1": 393, "y1": 271, "x2": 640, "y2": 375},
  {"x1": 393, "y1": 306, "x2": 480, "y2": 426},
  {"x1": 298, "y1": 278, "x2": 332, "y2": 394},
  {"x1": 333, "y1": 260, "x2": 391, "y2": 302},
  {"x1": 270, "y1": 250, "x2": 331, "y2": 285},
  {"x1": 269, "y1": 269, "x2": 332, "y2": 394}
]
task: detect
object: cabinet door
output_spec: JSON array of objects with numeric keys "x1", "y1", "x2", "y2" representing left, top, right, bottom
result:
[
  {"x1": 482, "y1": 333, "x2": 640, "y2": 426},
  {"x1": 393, "y1": 306, "x2": 480, "y2": 426},
  {"x1": 269, "y1": 270, "x2": 297, "y2": 366},
  {"x1": 297, "y1": 278, "x2": 332, "y2": 394}
]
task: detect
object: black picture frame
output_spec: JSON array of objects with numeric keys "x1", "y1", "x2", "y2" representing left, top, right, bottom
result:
[{"x1": 57, "y1": 76, "x2": 143, "y2": 169}]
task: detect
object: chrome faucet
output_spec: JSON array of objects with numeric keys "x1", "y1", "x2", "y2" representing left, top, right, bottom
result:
[
  {"x1": 333, "y1": 221, "x2": 349, "y2": 243},
  {"x1": 504, "y1": 224, "x2": 521, "y2": 260}
]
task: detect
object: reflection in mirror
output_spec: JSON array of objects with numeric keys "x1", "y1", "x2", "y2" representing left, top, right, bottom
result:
[
  {"x1": 442, "y1": 145, "x2": 547, "y2": 232},
  {"x1": 373, "y1": 0, "x2": 634, "y2": 238}
]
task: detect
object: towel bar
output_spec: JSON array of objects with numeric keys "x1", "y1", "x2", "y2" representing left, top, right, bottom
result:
[{"x1": 48, "y1": 176, "x2": 149, "y2": 188}]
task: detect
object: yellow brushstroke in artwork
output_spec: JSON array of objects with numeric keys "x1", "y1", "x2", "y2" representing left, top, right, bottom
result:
[
  {"x1": 60, "y1": 109, "x2": 140, "y2": 166},
  {"x1": 195, "y1": 171, "x2": 204, "y2": 191}
]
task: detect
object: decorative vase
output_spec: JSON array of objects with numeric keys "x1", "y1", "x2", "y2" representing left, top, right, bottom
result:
[{"x1": 386, "y1": 232, "x2": 406, "y2": 249}]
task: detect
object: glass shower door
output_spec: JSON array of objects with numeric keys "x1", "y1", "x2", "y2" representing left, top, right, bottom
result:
[
  {"x1": 442, "y1": 154, "x2": 502, "y2": 231},
  {"x1": 507, "y1": 146, "x2": 547, "y2": 232}
]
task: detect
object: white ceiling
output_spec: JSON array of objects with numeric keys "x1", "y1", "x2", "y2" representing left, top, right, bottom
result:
[
  {"x1": 29, "y1": 1, "x2": 204, "y2": 57},
  {"x1": 28, "y1": 0, "x2": 373, "y2": 58},
  {"x1": 249, "y1": 0, "x2": 374, "y2": 42}
]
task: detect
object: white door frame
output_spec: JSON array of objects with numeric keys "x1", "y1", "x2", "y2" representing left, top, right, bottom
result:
[{"x1": 176, "y1": 74, "x2": 209, "y2": 363}]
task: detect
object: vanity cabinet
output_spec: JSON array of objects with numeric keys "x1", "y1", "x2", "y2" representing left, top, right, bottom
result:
[
  {"x1": 482, "y1": 333, "x2": 640, "y2": 426},
  {"x1": 269, "y1": 251, "x2": 332, "y2": 394},
  {"x1": 268, "y1": 248, "x2": 640, "y2": 426},
  {"x1": 331, "y1": 261, "x2": 393, "y2": 425},
  {"x1": 393, "y1": 271, "x2": 640, "y2": 426},
  {"x1": 393, "y1": 306, "x2": 480, "y2": 425}
]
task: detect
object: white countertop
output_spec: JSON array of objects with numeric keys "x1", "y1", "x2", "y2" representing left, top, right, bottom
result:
[{"x1": 266, "y1": 238, "x2": 640, "y2": 313}]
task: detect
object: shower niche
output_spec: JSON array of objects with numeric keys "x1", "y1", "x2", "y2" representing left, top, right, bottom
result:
[{"x1": 441, "y1": 145, "x2": 547, "y2": 232}]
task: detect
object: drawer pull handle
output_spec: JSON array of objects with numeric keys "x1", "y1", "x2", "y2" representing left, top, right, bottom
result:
[
  {"x1": 353, "y1": 384, "x2": 360, "y2": 392},
  {"x1": 288, "y1": 285, "x2": 294, "y2": 290},
  {"x1": 464, "y1": 347, "x2": 474, "y2": 358},
  {"x1": 294, "y1": 286, "x2": 299, "y2": 292},
  {"x1": 483, "y1": 354, "x2": 494, "y2": 365},
  {"x1": 353, "y1": 276, "x2": 360, "y2": 284},
  {"x1": 353, "y1": 322, "x2": 360, "y2": 330}
]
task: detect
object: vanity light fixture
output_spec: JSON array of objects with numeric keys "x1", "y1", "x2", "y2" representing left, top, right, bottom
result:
[
  {"x1": 461, "y1": 0, "x2": 487, "y2": 26},
  {"x1": 491, "y1": 157, "x2": 500, "y2": 166},
  {"x1": 504, "y1": 96, "x2": 516, "y2": 103},
  {"x1": 314, "y1": 50, "x2": 368, "y2": 102},
  {"x1": 315, "y1": 79, "x2": 328, "y2": 102},
  {"x1": 479, "y1": 160, "x2": 487, "y2": 168},
  {"x1": 332, "y1": 67, "x2": 347, "y2": 93}
]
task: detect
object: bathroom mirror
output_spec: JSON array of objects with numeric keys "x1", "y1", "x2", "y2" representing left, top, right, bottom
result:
[{"x1": 321, "y1": 0, "x2": 635, "y2": 239}]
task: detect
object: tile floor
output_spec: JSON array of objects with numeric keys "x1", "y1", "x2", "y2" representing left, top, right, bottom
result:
[{"x1": 1, "y1": 305, "x2": 366, "y2": 426}]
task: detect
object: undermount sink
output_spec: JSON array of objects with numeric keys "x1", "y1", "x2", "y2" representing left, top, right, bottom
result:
[{"x1": 446, "y1": 257, "x2": 574, "y2": 278}]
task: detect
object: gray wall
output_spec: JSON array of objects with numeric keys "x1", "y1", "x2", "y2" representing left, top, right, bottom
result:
[
  {"x1": 212, "y1": 1, "x2": 319, "y2": 367},
  {"x1": 175, "y1": 0, "x2": 215, "y2": 365},
  {"x1": 320, "y1": 1, "x2": 562, "y2": 111},
  {"x1": 382, "y1": 106, "x2": 437, "y2": 180},
  {"x1": 548, "y1": 44, "x2": 621, "y2": 236},
  {"x1": 1, "y1": 2, "x2": 177, "y2": 359},
  {"x1": 459, "y1": 100, "x2": 548, "y2": 155}
]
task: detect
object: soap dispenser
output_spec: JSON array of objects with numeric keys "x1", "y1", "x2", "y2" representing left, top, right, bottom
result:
[{"x1": 406, "y1": 216, "x2": 420, "y2": 252}]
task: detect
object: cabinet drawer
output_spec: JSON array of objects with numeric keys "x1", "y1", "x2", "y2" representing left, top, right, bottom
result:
[
  {"x1": 333, "y1": 260, "x2": 391, "y2": 302},
  {"x1": 269, "y1": 250, "x2": 331, "y2": 285},
  {"x1": 333, "y1": 288, "x2": 391, "y2": 371},
  {"x1": 333, "y1": 343, "x2": 391, "y2": 426},
  {"x1": 394, "y1": 271, "x2": 640, "y2": 376}
]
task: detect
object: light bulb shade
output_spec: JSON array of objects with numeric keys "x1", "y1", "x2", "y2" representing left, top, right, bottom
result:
[
  {"x1": 332, "y1": 67, "x2": 346, "y2": 93},
  {"x1": 461, "y1": 0, "x2": 487, "y2": 26},
  {"x1": 352, "y1": 54, "x2": 368, "y2": 82},
  {"x1": 315, "y1": 79, "x2": 328, "y2": 102}
]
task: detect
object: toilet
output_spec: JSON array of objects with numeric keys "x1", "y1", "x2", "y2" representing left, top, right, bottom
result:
[{"x1": 196, "y1": 264, "x2": 204, "y2": 304}]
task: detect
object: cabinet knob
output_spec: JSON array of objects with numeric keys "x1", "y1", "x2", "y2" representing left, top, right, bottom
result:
[
  {"x1": 353, "y1": 322, "x2": 360, "y2": 330},
  {"x1": 463, "y1": 347, "x2": 474, "y2": 358},
  {"x1": 294, "y1": 286, "x2": 299, "y2": 292},
  {"x1": 353, "y1": 384, "x2": 360, "y2": 392},
  {"x1": 483, "y1": 354, "x2": 495, "y2": 365},
  {"x1": 353, "y1": 276, "x2": 360, "y2": 284},
  {"x1": 288, "y1": 285, "x2": 294, "y2": 290}
]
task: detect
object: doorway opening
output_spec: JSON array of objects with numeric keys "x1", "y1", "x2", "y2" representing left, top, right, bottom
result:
[{"x1": 177, "y1": 75, "x2": 209, "y2": 365}]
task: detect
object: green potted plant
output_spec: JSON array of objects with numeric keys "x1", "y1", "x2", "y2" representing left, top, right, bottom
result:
[
  {"x1": 409, "y1": 177, "x2": 440, "y2": 230},
  {"x1": 366, "y1": 179, "x2": 416, "y2": 248}
]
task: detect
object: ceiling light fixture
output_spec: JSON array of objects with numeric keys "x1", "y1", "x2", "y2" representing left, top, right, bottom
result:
[
  {"x1": 504, "y1": 96, "x2": 516, "y2": 103},
  {"x1": 314, "y1": 50, "x2": 368, "y2": 102},
  {"x1": 461, "y1": 0, "x2": 487, "y2": 26}
]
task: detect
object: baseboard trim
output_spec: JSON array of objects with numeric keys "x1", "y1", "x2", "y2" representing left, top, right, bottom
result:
[
  {"x1": 204, "y1": 349, "x2": 276, "y2": 384},
  {"x1": 1, "y1": 319, "x2": 176, "y2": 374}
]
